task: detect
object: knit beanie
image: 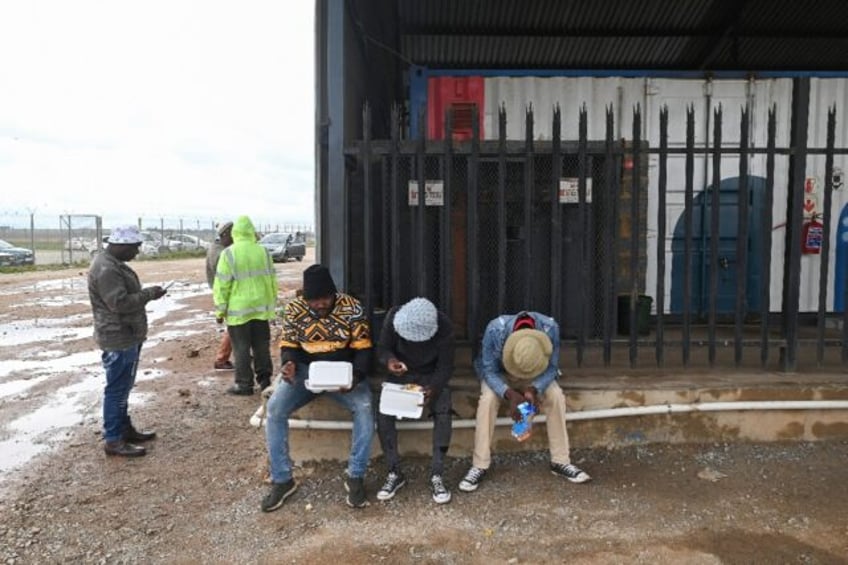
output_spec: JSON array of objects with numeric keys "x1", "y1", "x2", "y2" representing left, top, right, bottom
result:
[
  {"x1": 302, "y1": 265, "x2": 337, "y2": 299},
  {"x1": 502, "y1": 329, "x2": 553, "y2": 380},
  {"x1": 393, "y1": 297, "x2": 439, "y2": 342}
]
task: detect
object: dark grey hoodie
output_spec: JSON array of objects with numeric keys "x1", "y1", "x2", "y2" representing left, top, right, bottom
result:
[{"x1": 88, "y1": 251, "x2": 159, "y2": 350}]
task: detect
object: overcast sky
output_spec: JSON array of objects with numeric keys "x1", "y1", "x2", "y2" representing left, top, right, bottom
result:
[{"x1": 0, "y1": 1, "x2": 314, "y2": 230}]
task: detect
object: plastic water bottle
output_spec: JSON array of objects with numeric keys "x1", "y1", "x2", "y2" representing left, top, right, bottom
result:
[{"x1": 511, "y1": 401, "x2": 537, "y2": 442}]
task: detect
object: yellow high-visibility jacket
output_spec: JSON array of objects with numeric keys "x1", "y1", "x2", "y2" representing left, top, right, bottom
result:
[{"x1": 213, "y1": 216, "x2": 278, "y2": 326}]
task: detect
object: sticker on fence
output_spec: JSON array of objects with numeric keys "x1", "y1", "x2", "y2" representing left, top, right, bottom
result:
[
  {"x1": 408, "y1": 180, "x2": 444, "y2": 207},
  {"x1": 559, "y1": 178, "x2": 592, "y2": 204}
]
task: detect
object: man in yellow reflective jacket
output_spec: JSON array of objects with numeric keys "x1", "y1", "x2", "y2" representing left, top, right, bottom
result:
[{"x1": 213, "y1": 215, "x2": 278, "y2": 395}]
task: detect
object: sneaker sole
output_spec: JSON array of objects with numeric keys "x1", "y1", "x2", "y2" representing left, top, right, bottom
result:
[
  {"x1": 432, "y1": 493, "x2": 452, "y2": 504},
  {"x1": 458, "y1": 482, "x2": 479, "y2": 493},
  {"x1": 376, "y1": 480, "x2": 406, "y2": 501},
  {"x1": 550, "y1": 470, "x2": 592, "y2": 483},
  {"x1": 261, "y1": 483, "x2": 298, "y2": 513}
]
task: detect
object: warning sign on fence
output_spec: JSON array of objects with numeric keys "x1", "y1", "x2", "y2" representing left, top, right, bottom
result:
[
  {"x1": 559, "y1": 178, "x2": 593, "y2": 204},
  {"x1": 408, "y1": 180, "x2": 444, "y2": 206}
]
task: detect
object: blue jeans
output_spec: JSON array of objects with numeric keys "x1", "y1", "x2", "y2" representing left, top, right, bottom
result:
[
  {"x1": 101, "y1": 344, "x2": 142, "y2": 443},
  {"x1": 265, "y1": 364, "x2": 374, "y2": 484}
]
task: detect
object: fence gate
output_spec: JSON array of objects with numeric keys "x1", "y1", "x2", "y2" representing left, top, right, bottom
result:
[{"x1": 59, "y1": 214, "x2": 103, "y2": 264}]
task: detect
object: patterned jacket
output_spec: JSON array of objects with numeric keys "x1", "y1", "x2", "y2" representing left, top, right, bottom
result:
[{"x1": 279, "y1": 293, "x2": 373, "y2": 380}]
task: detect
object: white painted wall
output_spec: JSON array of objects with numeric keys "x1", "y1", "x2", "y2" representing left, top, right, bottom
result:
[{"x1": 479, "y1": 76, "x2": 848, "y2": 312}]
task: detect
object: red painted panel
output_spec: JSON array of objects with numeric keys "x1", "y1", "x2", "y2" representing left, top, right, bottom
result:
[{"x1": 427, "y1": 76, "x2": 485, "y2": 140}]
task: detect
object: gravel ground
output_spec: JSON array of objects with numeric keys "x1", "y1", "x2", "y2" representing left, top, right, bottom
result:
[{"x1": 1, "y1": 258, "x2": 847, "y2": 564}]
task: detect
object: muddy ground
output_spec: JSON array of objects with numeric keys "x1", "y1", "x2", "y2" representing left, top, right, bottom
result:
[{"x1": 1, "y1": 254, "x2": 847, "y2": 564}]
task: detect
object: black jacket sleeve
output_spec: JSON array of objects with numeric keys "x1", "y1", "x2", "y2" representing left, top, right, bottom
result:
[
  {"x1": 376, "y1": 307, "x2": 400, "y2": 369},
  {"x1": 428, "y1": 313, "x2": 455, "y2": 393}
]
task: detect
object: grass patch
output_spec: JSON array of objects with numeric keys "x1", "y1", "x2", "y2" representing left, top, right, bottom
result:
[{"x1": 0, "y1": 261, "x2": 90, "y2": 274}]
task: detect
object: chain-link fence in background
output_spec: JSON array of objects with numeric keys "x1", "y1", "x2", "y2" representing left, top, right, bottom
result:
[{"x1": 0, "y1": 212, "x2": 314, "y2": 266}]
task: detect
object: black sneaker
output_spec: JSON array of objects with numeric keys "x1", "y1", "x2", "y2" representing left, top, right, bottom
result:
[
  {"x1": 261, "y1": 479, "x2": 298, "y2": 512},
  {"x1": 458, "y1": 466, "x2": 487, "y2": 492},
  {"x1": 550, "y1": 463, "x2": 591, "y2": 483},
  {"x1": 343, "y1": 473, "x2": 369, "y2": 508},
  {"x1": 376, "y1": 471, "x2": 406, "y2": 501}
]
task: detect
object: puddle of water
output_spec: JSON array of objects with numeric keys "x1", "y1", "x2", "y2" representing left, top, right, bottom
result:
[
  {"x1": 31, "y1": 350, "x2": 70, "y2": 359},
  {"x1": 0, "y1": 367, "x2": 165, "y2": 480},
  {"x1": 169, "y1": 314, "x2": 212, "y2": 328},
  {"x1": 149, "y1": 330, "x2": 203, "y2": 341},
  {"x1": 32, "y1": 278, "x2": 86, "y2": 293},
  {"x1": 0, "y1": 314, "x2": 93, "y2": 347},
  {"x1": 0, "y1": 349, "x2": 101, "y2": 380},
  {"x1": 0, "y1": 276, "x2": 84, "y2": 297},
  {"x1": 18, "y1": 296, "x2": 90, "y2": 308},
  {"x1": 0, "y1": 437, "x2": 49, "y2": 476},
  {"x1": 0, "y1": 279, "x2": 211, "y2": 481},
  {"x1": 0, "y1": 374, "x2": 52, "y2": 398},
  {"x1": 0, "y1": 325, "x2": 92, "y2": 347}
]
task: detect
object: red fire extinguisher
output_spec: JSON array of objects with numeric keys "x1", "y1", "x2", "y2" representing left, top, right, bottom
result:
[{"x1": 801, "y1": 215, "x2": 824, "y2": 254}]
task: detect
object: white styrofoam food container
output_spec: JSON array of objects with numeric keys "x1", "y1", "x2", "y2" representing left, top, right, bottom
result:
[
  {"x1": 379, "y1": 382, "x2": 425, "y2": 419},
  {"x1": 305, "y1": 361, "x2": 353, "y2": 392}
]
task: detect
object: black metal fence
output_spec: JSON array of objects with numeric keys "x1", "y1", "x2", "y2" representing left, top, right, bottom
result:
[{"x1": 346, "y1": 100, "x2": 847, "y2": 372}]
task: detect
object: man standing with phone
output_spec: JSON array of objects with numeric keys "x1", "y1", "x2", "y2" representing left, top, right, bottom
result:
[{"x1": 88, "y1": 225, "x2": 166, "y2": 457}]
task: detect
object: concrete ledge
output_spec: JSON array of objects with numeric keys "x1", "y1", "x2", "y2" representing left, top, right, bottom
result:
[{"x1": 285, "y1": 371, "x2": 848, "y2": 463}]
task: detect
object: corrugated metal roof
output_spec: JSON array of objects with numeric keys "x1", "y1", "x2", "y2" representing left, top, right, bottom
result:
[{"x1": 393, "y1": 0, "x2": 848, "y2": 70}]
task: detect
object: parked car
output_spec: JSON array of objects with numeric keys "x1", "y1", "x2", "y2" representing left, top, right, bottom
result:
[
  {"x1": 0, "y1": 239, "x2": 35, "y2": 266},
  {"x1": 259, "y1": 232, "x2": 306, "y2": 263},
  {"x1": 0, "y1": 250, "x2": 17, "y2": 267},
  {"x1": 167, "y1": 233, "x2": 210, "y2": 251},
  {"x1": 138, "y1": 232, "x2": 169, "y2": 256},
  {"x1": 65, "y1": 237, "x2": 94, "y2": 252}
]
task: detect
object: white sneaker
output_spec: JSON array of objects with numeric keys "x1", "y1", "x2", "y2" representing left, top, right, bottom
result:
[{"x1": 430, "y1": 474, "x2": 451, "y2": 504}]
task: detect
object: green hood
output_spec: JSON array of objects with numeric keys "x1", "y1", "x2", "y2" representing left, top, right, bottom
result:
[{"x1": 232, "y1": 216, "x2": 257, "y2": 243}]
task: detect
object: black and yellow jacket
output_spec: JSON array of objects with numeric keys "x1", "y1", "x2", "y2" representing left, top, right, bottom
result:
[{"x1": 279, "y1": 293, "x2": 373, "y2": 379}]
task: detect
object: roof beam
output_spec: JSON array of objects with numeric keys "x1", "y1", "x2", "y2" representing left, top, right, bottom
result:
[{"x1": 402, "y1": 26, "x2": 847, "y2": 40}]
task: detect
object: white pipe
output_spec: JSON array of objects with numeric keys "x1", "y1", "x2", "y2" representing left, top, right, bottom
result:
[{"x1": 250, "y1": 400, "x2": 848, "y2": 430}]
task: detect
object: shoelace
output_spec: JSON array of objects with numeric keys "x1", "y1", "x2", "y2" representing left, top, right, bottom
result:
[
  {"x1": 431, "y1": 476, "x2": 446, "y2": 493},
  {"x1": 555, "y1": 464, "x2": 578, "y2": 476},
  {"x1": 465, "y1": 468, "x2": 484, "y2": 482},
  {"x1": 381, "y1": 473, "x2": 401, "y2": 491}
]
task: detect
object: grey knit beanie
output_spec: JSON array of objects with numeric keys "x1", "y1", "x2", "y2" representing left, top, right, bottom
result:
[{"x1": 393, "y1": 297, "x2": 438, "y2": 342}]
